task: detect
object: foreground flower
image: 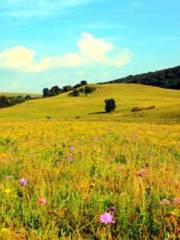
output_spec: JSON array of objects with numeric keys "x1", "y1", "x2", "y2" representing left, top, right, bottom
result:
[
  {"x1": 100, "y1": 212, "x2": 115, "y2": 224},
  {"x1": 4, "y1": 188, "x2": 12, "y2": 194},
  {"x1": 160, "y1": 199, "x2": 170, "y2": 206},
  {"x1": 19, "y1": 178, "x2": 28, "y2": 186},
  {"x1": 38, "y1": 198, "x2": 47, "y2": 206},
  {"x1": 69, "y1": 145, "x2": 75, "y2": 151},
  {"x1": 137, "y1": 169, "x2": 147, "y2": 177},
  {"x1": 66, "y1": 154, "x2": 73, "y2": 161},
  {"x1": 173, "y1": 198, "x2": 180, "y2": 205}
]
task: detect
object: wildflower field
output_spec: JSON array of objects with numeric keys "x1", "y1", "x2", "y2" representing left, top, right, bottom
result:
[
  {"x1": 0, "y1": 120, "x2": 179, "y2": 239},
  {"x1": 0, "y1": 84, "x2": 180, "y2": 239}
]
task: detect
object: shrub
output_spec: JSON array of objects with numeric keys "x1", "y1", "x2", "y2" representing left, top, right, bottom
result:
[
  {"x1": 131, "y1": 106, "x2": 156, "y2": 112},
  {"x1": 25, "y1": 95, "x2": 31, "y2": 100},
  {"x1": 69, "y1": 89, "x2": 80, "y2": 97},
  {"x1": 145, "y1": 106, "x2": 155, "y2": 110},
  {"x1": 105, "y1": 98, "x2": 116, "y2": 112},
  {"x1": 131, "y1": 107, "x2": 144, "y2": 112},
  {"x1": 84, "y1": 85, "x2": 96, "y2": 95},
  {"x1": 63, "y1": 85, "x2": 72, "y2": 92},
  {"x1": 0, "y1": 95, "x2": 26, "y2": 108}
]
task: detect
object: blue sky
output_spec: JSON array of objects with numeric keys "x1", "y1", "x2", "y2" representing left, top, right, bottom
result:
[{"x1": 0, "y1": 0, "x2": 180, "y2": 93}]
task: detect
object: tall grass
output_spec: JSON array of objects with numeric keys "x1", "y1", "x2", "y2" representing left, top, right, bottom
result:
[{"x1": 0, "y1": 121, "x2": 179, "y2": 239}]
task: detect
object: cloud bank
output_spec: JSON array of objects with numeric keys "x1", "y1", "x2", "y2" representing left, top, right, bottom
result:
[{"x1": 0, "y1": 32, "x2": 132, "y2": 73}]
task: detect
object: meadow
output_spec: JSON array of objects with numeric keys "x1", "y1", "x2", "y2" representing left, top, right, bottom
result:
[
  {"x1": 0, "y1": 84, "x2": 179, "y2": 239},
  {"x1": 0, "y1": 84, "x2": 179, "y2": 123}
]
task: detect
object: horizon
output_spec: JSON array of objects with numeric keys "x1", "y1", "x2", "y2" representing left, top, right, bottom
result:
[{"x1": 0, "y1": 0, "x2": 180, "y2": 93}]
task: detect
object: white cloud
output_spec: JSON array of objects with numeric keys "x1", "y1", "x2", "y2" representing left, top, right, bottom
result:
[
  {"x1": 0, "y1": 32, "x2": 132, "y2": 73},
  {"x1": 78, "y1": 32, "x2": 113, "y2": 61},
  {"x1": 0, "y1": 46, "x2": 53, "y2": 72}
]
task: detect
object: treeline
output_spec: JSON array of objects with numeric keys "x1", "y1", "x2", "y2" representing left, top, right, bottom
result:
[
  {"x1": 0, "y1": 95, "x2": 31, "y2": 108},
  {"x1": 43, "y1": 80, "x2": 87, "y2": 97},
  {"x1": 100, "y1": 65, "x2": 180, "y2": 89}
]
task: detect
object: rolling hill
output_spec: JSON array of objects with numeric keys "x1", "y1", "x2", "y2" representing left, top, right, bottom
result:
[
  {"x1": 1, "y1": 92, "x2": 41, "y2": 97},
  {"x1": 0, "y1": 84, "x2": 179, "y2": 123},
  {"x1": 100, "y1": 65, "x2": 180, "y2": 89}
]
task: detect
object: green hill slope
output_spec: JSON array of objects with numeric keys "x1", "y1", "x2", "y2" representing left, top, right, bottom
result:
[{"x1": 0, "y1": 84, "x2": 179, "y2": 123}]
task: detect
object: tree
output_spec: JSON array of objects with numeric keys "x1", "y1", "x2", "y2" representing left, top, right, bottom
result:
[
  {"x1": 43, "y1": 88, "x2": 50, "y2": 97},
  {"x1": 72, "y1": 84, "x2": 81, "y2": 89},
  {"x1": 0, "y1": 96, "x2": 10, "y2": 108},
  {"x1": 105, "y1": 98, "x2": 116, "y2": 112},
  {"x1": 80, "y1": 80, "x2": 87, "y2": 86},
  {"x1": 50, "y1": 85, "x2": 61, "y2": 96},
  {"x1": 63, "y1": 85, "x2": 72, "y2": 92},
  {"x1": 25, "y1": 95, "x2": 31, "y2": 100}
]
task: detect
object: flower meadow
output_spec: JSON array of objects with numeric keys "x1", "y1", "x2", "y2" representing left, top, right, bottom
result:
[{"x1": 0, "y1": 120, "x2": 179, "y2": 239}]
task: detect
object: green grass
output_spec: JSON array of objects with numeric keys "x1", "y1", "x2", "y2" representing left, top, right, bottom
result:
[{"x1": 0, "y1": 84, "x2": 179, "y2": 123}]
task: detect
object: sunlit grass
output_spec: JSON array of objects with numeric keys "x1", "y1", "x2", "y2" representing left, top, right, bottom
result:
[
  {"x1": 0, "y1": 121, "x2": 179, "y2": 239},
  {"x1": 0, "y1": 84, "x2": 179, "y2": 123}
]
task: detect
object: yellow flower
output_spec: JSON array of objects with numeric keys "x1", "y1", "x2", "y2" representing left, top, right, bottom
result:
[{"x1": 4, "y1": 188, "x2": 12, "y2": 194}]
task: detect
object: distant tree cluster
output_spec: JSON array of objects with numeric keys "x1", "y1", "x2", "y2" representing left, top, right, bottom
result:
[
  {"x1": 100, "y1": 65, "x2": 180, "y2": 89},
  {"x1": 69, "y1": 85, "x2": 96, "y2": 97},
  {"x1": 43, "y1": 81, "x2": 87, "y2": 97},
  {"x1": 0, "y1": 95, "x2": 31, "y2": 108}
]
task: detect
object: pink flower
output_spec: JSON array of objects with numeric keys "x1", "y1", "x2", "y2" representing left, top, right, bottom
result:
[
  {"x1": 38, "y1": 198, "x2": 47, "y2": 206},
  {"x1": 66, "y1": 154, "x2": 73, "y2": 161},
  {"x1": 100, "y1": 212, "x2": 115, "y2": 224},
  {"x1": 69, "y1": 145, "x2": 75, "y2": 151},
  {"x1": 173, "y1": 198, "x2": 180, "y2": 205},
  {"x1": 19, "y1": 178, "x2": 28, "y2": 186},
  {"x1": 160, "y1": 199, "x2": 170, "y2": 206},
  {"x1": 137, "y1": 169, "x2": 147, "y2": 177}
]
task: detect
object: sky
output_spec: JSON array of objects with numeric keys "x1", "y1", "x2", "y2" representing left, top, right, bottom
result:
[{"x1": 0, "y1": 0, "x2": 180, "y2": 93}]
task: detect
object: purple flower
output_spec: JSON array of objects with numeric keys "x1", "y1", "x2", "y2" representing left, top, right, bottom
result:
[
  {"x1": 160, "y1": 199, "x2": 170, "y2": 206},
  {"x1": 66, "y1": 154, "x2": 73, "y2": 161},
  {"x1": 69, "y1": 145, "x2": 75, "y2": 151},
  {"x1": 19, "y1": 178, "x2": 28, "y2": 186},
  {"x1": 38, "y1": 198, "x2": 47, "y2": 206},
  {"x1": 137, "y1": 169, "x2": 147, "y2": 177},
  {"x1": 100, "y1": 212, "x2": 115, "y2": 224}
]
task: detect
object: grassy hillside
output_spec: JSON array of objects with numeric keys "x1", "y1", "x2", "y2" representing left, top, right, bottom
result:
[
  {"x1": 0, "y1": 84, "x2": 179, "y2": 123},
  {"x1": 0, "y1": 84, "x2": 179, "y2": 239},
  {"x1": 0, "y1": 92, "x2": 41, "y2": 97},
  {"x1": 100, "y1": 65, "x2": 180, "y2": 89}
]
